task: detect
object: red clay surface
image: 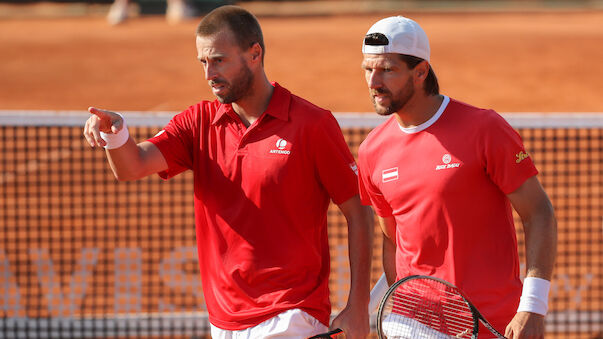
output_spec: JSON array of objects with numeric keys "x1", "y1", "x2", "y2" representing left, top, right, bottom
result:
[{"x1": 0, "y1": 10, "x2": 602, "y2": 113}]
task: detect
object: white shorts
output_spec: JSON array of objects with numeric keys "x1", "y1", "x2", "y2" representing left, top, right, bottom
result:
[
  {"x1": 210, "y1": 308, "x2": 328, "y2": 339},
  {"x1": 381, "y1": 313, "x2": 455, "y2": 339}
]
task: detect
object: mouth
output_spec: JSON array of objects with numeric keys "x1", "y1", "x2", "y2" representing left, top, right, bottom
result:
[
  {"x1": 372, "y1": 92, "x2": 389, "y2": 105},
  {"x1": 210, "y1": 81, "x2": 227, "y2": 95}
]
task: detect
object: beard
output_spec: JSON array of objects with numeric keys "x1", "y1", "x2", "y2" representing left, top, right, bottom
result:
[
  {"x1": 371, "y1": 77, "x2": 414, "y2": 116},
  {"x1": 210, "y1": 61, "x2": 254, "y2": 104}
]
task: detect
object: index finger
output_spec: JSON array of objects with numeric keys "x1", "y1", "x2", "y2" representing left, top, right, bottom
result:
[
  {"x1": 87, "y1": 106, "x2": 124, "y2": 133},
  {"x1": 88, "y1": 106, "x2": 114, "y2": 119}
]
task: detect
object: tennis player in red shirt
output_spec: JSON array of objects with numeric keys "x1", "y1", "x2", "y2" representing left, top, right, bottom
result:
[
  {"x1": 83, "y1": 5, "x2": 373, "y2": 338},
  {"x1": 357, "y1": 16, "x2": 557, "y2": 339}
]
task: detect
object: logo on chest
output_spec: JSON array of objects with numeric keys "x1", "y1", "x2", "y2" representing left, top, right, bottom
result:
[
  {"x1": 435, "y1": 153, "x2": 460, "y2": 171},
  {"x1": 269, "y1": 138, "x2": 291, "y2": 155},
  {"x1": 382, "y1": 167, "x2": 399, "y2": 183}
]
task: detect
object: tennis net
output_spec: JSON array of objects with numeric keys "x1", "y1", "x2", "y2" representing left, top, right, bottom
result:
[{"x1": 1, "y1": 111, "x2": 601, "y2": 338}]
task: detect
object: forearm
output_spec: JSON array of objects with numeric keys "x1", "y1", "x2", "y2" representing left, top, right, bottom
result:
[
  {"x1": 508, "y1": 177, "x2": 557, "y2": 281},
  {"x1": 104, "y1": 137, "x2": 136, "y2": 180},
  {"x1": 523, "y1": 212, "x2": 557, "y2": 280},
  {"x1": 330, "y1": 202, "x2": 372, "y2": 339},
  {"x1": 506, "y1": 221, "x2": 554, "y2": 339},
  {"x1": 346, "y1": 205, "x2": 374, "y2": 306},
  {"x1": 106, "y1": 139, "x2": 166, "y2": 181},
  {"x1": 382, "y1": 232, "x2": 397, "y2": 285},
  {"x1": 377, "y1": 216, "x2": 397, "y2": 285},
  {"x1": 507, "y1": 177, "x2": 557, "y2": 324}
]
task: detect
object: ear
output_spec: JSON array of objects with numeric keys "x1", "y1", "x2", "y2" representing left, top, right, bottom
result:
[
  {"x1": 248, "y1": 42, "x2": 263, "y2": 65},
  {"x1": 413, "y1": 60, "x2": 430, "y2": 81}
]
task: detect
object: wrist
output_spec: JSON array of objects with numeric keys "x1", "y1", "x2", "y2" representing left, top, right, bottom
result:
[
  {"x1": 100, "y1": 114, "x2": 129, "y2": 149},
  {"x1": 517, "y1": 277, "x2": 551, "y2": 316}
]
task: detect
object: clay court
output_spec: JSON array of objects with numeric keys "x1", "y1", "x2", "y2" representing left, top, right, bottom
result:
[
  {"x1": 1, "y1": 2, "x2": 602, "y2": 338},
  {"x1": 0, "y1": 3, "x2": 602, "y2": 113}
]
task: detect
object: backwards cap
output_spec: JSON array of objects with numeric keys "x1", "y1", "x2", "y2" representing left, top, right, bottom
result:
[{"x1": 362, "y1": 16, "x2": 430, "y2": 62}]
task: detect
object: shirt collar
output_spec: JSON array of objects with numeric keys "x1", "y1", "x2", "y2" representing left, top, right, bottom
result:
[{"x1": 211, "y1": 82, "x2": 291, "y2": 125}]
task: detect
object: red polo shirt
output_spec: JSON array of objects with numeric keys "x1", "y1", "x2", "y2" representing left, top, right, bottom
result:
[{"x1": 147, "y1": 83, "x2": 358, "y2": 330}]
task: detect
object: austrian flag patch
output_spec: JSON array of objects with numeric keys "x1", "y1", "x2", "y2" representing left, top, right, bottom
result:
[{"x1": 382, "y1": 167, "x2": 399, "y2": 183}]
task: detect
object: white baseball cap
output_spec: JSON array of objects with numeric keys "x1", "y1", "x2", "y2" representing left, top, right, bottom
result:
[{"x1": 362, "y1": 16, "x2": 430, "y2": 62}]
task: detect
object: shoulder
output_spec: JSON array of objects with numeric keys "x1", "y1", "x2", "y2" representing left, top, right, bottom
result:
[
  {"x1": 289, "y1": 92, "x2": 332, "y2": 119},
  {"x1": 282, "y1": 90, "x2": 339, "y2": 133},
  {"x1": 446, "y1": 98, "x2": 507, "y2": 127},
  {"x1": 270, "y1": 83, "x2": 334, "y2": 128},
  {"x1": 188, "y1": 99, "x2": 223, "y2": 117},
  {"x1": 169, "y1": 99, "x2": 222, "y2": 126},
  {"x1": 359, "y1": 116, "x2": 397, "y2": 155},
  {"x1": 272, "y1": 83, "x2": 327, "y2": 117}
]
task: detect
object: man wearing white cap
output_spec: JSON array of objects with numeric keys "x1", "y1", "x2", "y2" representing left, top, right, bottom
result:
[{"x1": 357, "y1": 16, "x2": 557, "y2": 339}]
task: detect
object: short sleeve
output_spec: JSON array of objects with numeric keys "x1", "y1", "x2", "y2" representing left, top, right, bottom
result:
[
  {"x1": 480, "y1": 111, "x2": 538, "y2": 194},
  {"x1": 310, "y1": 113, "x2": 359, "y2": 205},
  {"x1": 147, "y1": 106, "x2": 198, "y2": 179}
]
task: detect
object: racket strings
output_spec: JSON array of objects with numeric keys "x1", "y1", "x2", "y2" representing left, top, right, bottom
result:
[
  {"x1": 380, "y1": 280, "x2": 475, "y2": 338},
  {"x1": 389, "y1": 293, "x2": 473, "y2": 335}
]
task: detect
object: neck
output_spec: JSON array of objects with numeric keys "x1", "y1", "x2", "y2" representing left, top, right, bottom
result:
[
  {"x1": 395, "y1": 94, "x2": 444, "y2": 128},
  {"x1": 232, "y1": 73, "x2": 274, "y2": 128}
]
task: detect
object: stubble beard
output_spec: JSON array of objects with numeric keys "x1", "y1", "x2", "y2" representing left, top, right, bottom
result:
[
  {"x1": 212, "y1": 62, "x2": 254, "y2": 104},
  {"x1": 371, "y1": 78, "x2": 415, "y2": 116}
]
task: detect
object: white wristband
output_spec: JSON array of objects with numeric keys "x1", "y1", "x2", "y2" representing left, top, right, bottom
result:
[
  {"x1": 517, "y1": 277, "x2": 550, "y2": 315},
  {"x1": 100, "y1": 114, "x2": 129, "y2": 149}
]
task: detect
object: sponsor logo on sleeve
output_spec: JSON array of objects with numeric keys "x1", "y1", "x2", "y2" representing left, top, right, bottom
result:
[{"x1": 515, "y1": 151, "x2": 530, "y2": 163}]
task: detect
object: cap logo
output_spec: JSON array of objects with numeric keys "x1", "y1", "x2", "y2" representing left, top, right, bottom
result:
[{"x1": 364, "y1": 33, "x2": 389, "y2": 46}]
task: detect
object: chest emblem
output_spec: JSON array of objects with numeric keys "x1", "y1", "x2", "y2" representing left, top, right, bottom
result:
[
  {"x1": 382, "y1": 167, "x2": 399, "y2": 183},
  {"x1": 435, "y1": 153, "x2": 460, "y2": 171},
  {"x1": 269, "y1": 138, "x2": 291, "y2": 155}
]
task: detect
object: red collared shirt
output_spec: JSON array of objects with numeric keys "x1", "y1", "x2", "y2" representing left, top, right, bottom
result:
[{"x1": 148, "y1": 83, "x2": 358, "y2": 330}]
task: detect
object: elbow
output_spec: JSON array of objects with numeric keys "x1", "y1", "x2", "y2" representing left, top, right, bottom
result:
[
  {"x1": 107, "y1": 156, "x2": 151, "y2": 182},
  {"x1": 113, "y1": 172, "x2": 134, "y2": 182},
  {"x1": 544, "y1": 200, "x2": 558, "y2": 232},
  {"x1": 112, "y1": 168, "x2": 144, "y2": 182},
  {"x1": 114, "y1": 175, "x2": 133, "y2": 182}
]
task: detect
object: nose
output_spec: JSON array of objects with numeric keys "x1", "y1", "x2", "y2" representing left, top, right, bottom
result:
[
  {"x1": 204, "y1": 63, "x2": 218, "y2": 81},
  {"x1": 367, "y1": 70, "x2": 382, "y2": 89}
]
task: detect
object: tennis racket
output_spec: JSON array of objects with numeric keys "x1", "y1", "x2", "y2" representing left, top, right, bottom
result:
[
  {"x1": 377, "y1": 275, "x2": 506, "y2": 339},
  {"x1": 307, "y1": 273, "x2": 389, "y2": 338}
]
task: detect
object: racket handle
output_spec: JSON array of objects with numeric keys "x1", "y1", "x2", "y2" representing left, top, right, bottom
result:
[
  {"x1": 307, "y1": 328, "x2": 343, "y2": 338},
  {"x1": 369, "y1": 272, "x2": 388, "y2": 313}
]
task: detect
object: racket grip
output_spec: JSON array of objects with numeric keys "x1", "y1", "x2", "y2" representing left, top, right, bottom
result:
[
  {"x1": 369, "y1": 273, "x2": 388, "y2": 313},
  {"x1": 307, "y1": 328, "x2": 343, "y2": 338}
]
